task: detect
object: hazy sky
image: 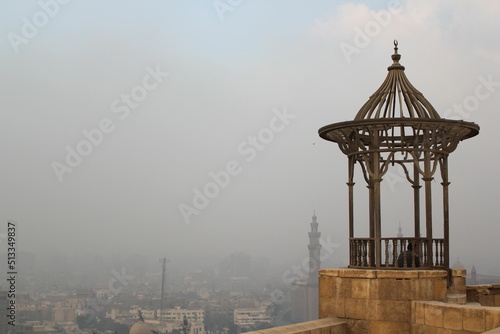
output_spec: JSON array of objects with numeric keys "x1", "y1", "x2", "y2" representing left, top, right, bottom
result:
[{"x1": 1, "y1": 1, "x2": 499, "y2": 273}]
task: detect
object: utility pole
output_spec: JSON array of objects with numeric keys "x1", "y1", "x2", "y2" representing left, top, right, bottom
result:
[{"x1": 159, "y1": 257, "x2": 170, "y2": 323}]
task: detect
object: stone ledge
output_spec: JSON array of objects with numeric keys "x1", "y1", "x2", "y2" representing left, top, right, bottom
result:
[
  {"x1": 450, "y1": 268, "x2": 467, "y2": 277},
  {"x1": 244, "y1": 317, "x2": 347, "y2": 334},
  {"x1": 319, "y1": 268, "x2": 447, "y2": 280},
  {"x1": 468, "y1": 284, "x2": 494, "y2": 291},
  {"x1": 339, "y1": 268, "x2": 377, "y2": 278},
  {"x1": 376, "y1": 270, "x2": 419, "y2": 279},
  {"x1": 319, "y1": 268, "x2": 340, "y2": 277},
  {"x1": 418, "y1": 270, "x2": 448, "y2": 278},
  {"x1": 484, "y1": 328, "x2": 500, "y2": 334},
  {"x1": 413, "y1": 300, "x2": 500, "y2": 332}
]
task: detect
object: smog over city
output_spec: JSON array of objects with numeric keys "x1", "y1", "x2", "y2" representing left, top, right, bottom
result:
[{"x1": 1, "y1": 1, "x2": 499, "y2": 333}]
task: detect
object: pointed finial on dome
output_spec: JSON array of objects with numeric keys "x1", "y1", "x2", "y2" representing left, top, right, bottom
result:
[
  {"x1": 388, "y1": 39, "x2": 404, "y2": 70},
  {"x1": 312, "y1": 210, "x2": 317, "y2": 222}
]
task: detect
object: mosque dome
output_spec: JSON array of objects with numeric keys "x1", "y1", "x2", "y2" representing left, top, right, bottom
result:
[
  {"x1": 130, "y1": 318, "x2": 159, "y2": 334},
  {"x1": 451, "y1": 258, "x2": 465, "y2": 270}
]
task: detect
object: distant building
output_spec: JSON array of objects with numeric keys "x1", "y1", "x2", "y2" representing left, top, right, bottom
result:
[
  {"x1": 206, "y1": 297, "x2": 238, "y2": 324},
  {"x1": 291, "y1": 212, "x2": 321, "y2": 322},
  {"x1": 52, "y1": 307, "x2": 76, "y2": 322},
  {"x1": 220, "y1": 252, "x2": 251, "y2": 277},
  {"x1": 219, "y1": 252, "x2": 252, "y2": 295},
  {"x1": 11, "y1": 323, "x2": 35, "y2": 334},
  {"x1": 234, "y1": 307, "x2": 272, "y2": 328},
  {"x1": 157, "y1": 305, "x2": 204, "y2": 323},
  {"x1": 140, "y1": 308, "x2": 156, "y2": 320},
  {"x1": 156, "y1": 306, "x2": 206, "y2": 333}
]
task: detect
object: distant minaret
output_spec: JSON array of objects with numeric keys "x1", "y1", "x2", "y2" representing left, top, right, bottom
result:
[
  {"x1": 292, "y1": 211, "x2": 322, "y2": 322},
  {"x1": 389, "y1": 222, "x2": 404, "y2": 264},
  {"x1": 395, "y1": 222, "x2": 404, "y2": 259},
  {"x1": 307, "y1": 211, "x2": 322, "y2": 286},
  {"x1": 471, "y1": 265, "x2": 477, "y2": 285}
]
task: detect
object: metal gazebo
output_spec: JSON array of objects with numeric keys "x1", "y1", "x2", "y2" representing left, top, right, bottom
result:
[{"x1": 319, "y1": 41, "x2": 479, "y2": 270}]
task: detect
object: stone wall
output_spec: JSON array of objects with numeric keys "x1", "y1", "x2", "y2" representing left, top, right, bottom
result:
[
  {"x1": 249, "y1": 268, "x2": 500, "y2": 334},
  {"x1": 411, "y1": 300, "x2": 500, "y2": 333},
  {"x1": 467, "y1": 284, "x2": 500, "y2": 307},
  {"x1": 244, "y1": 317, "x2": 346, "y2": 334},
  {"x1": 319, "y1": 268, "x2": 448, "y2": 333}
]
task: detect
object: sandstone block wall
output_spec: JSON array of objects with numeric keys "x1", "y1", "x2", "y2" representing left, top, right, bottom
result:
[
  {"x1": 411, "y1": 300, "x2": 500, "y2": 333},
  {"x1": 244, "y1": 317, "x2": 347, "y2": 334},
  {"x1": 319, "y1": 268, "x2": 448, "y2": 334},
  {"x1": 467, "y1": 284, "x2": 500, "y2": 307}
]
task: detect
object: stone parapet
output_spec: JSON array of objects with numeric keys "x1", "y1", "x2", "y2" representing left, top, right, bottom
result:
[
  {"x1": 448, "y1": 268, "x2": 467, "y2": 304},
  {"x1": 467, "y1": 284, "x2": 500, "y2": 307},
  {"x1": 411, "y1": 300, "x2": 500, "y2": 333},
  {"x1": 319, "y1": 268, "x2": 448, "y2": 333},
  {"x1": 244, "y1": 317, "x2": 346, "y2": 334}
]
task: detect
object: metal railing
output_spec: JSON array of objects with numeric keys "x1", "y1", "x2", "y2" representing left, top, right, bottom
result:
[{"x1": 349, "y1": 238, "x2": 445, "y2": 269}]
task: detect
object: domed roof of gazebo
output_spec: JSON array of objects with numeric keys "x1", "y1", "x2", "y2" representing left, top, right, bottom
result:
[
  {"x1": 354, "y1": 40, "x2": 441, "y2": 121},
  {"x1": 318, "y1": 41, "x2": 479, "y2": 151}
]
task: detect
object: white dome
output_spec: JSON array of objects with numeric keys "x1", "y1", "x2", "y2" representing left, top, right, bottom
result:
[{"x1": 130, "y1": 319, "x2": 159, "y2": 334}]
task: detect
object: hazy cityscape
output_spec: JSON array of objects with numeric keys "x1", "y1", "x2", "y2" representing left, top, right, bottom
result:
[
  {"x1": 0, "y1": 215, "x2": 498, "y2": 333},
  {"x1": 0, "y1": 219, "x2": 344, "y2": 333},
  {"x1": 1, "y1": 0, "x2": 500, "y2": 333}
]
